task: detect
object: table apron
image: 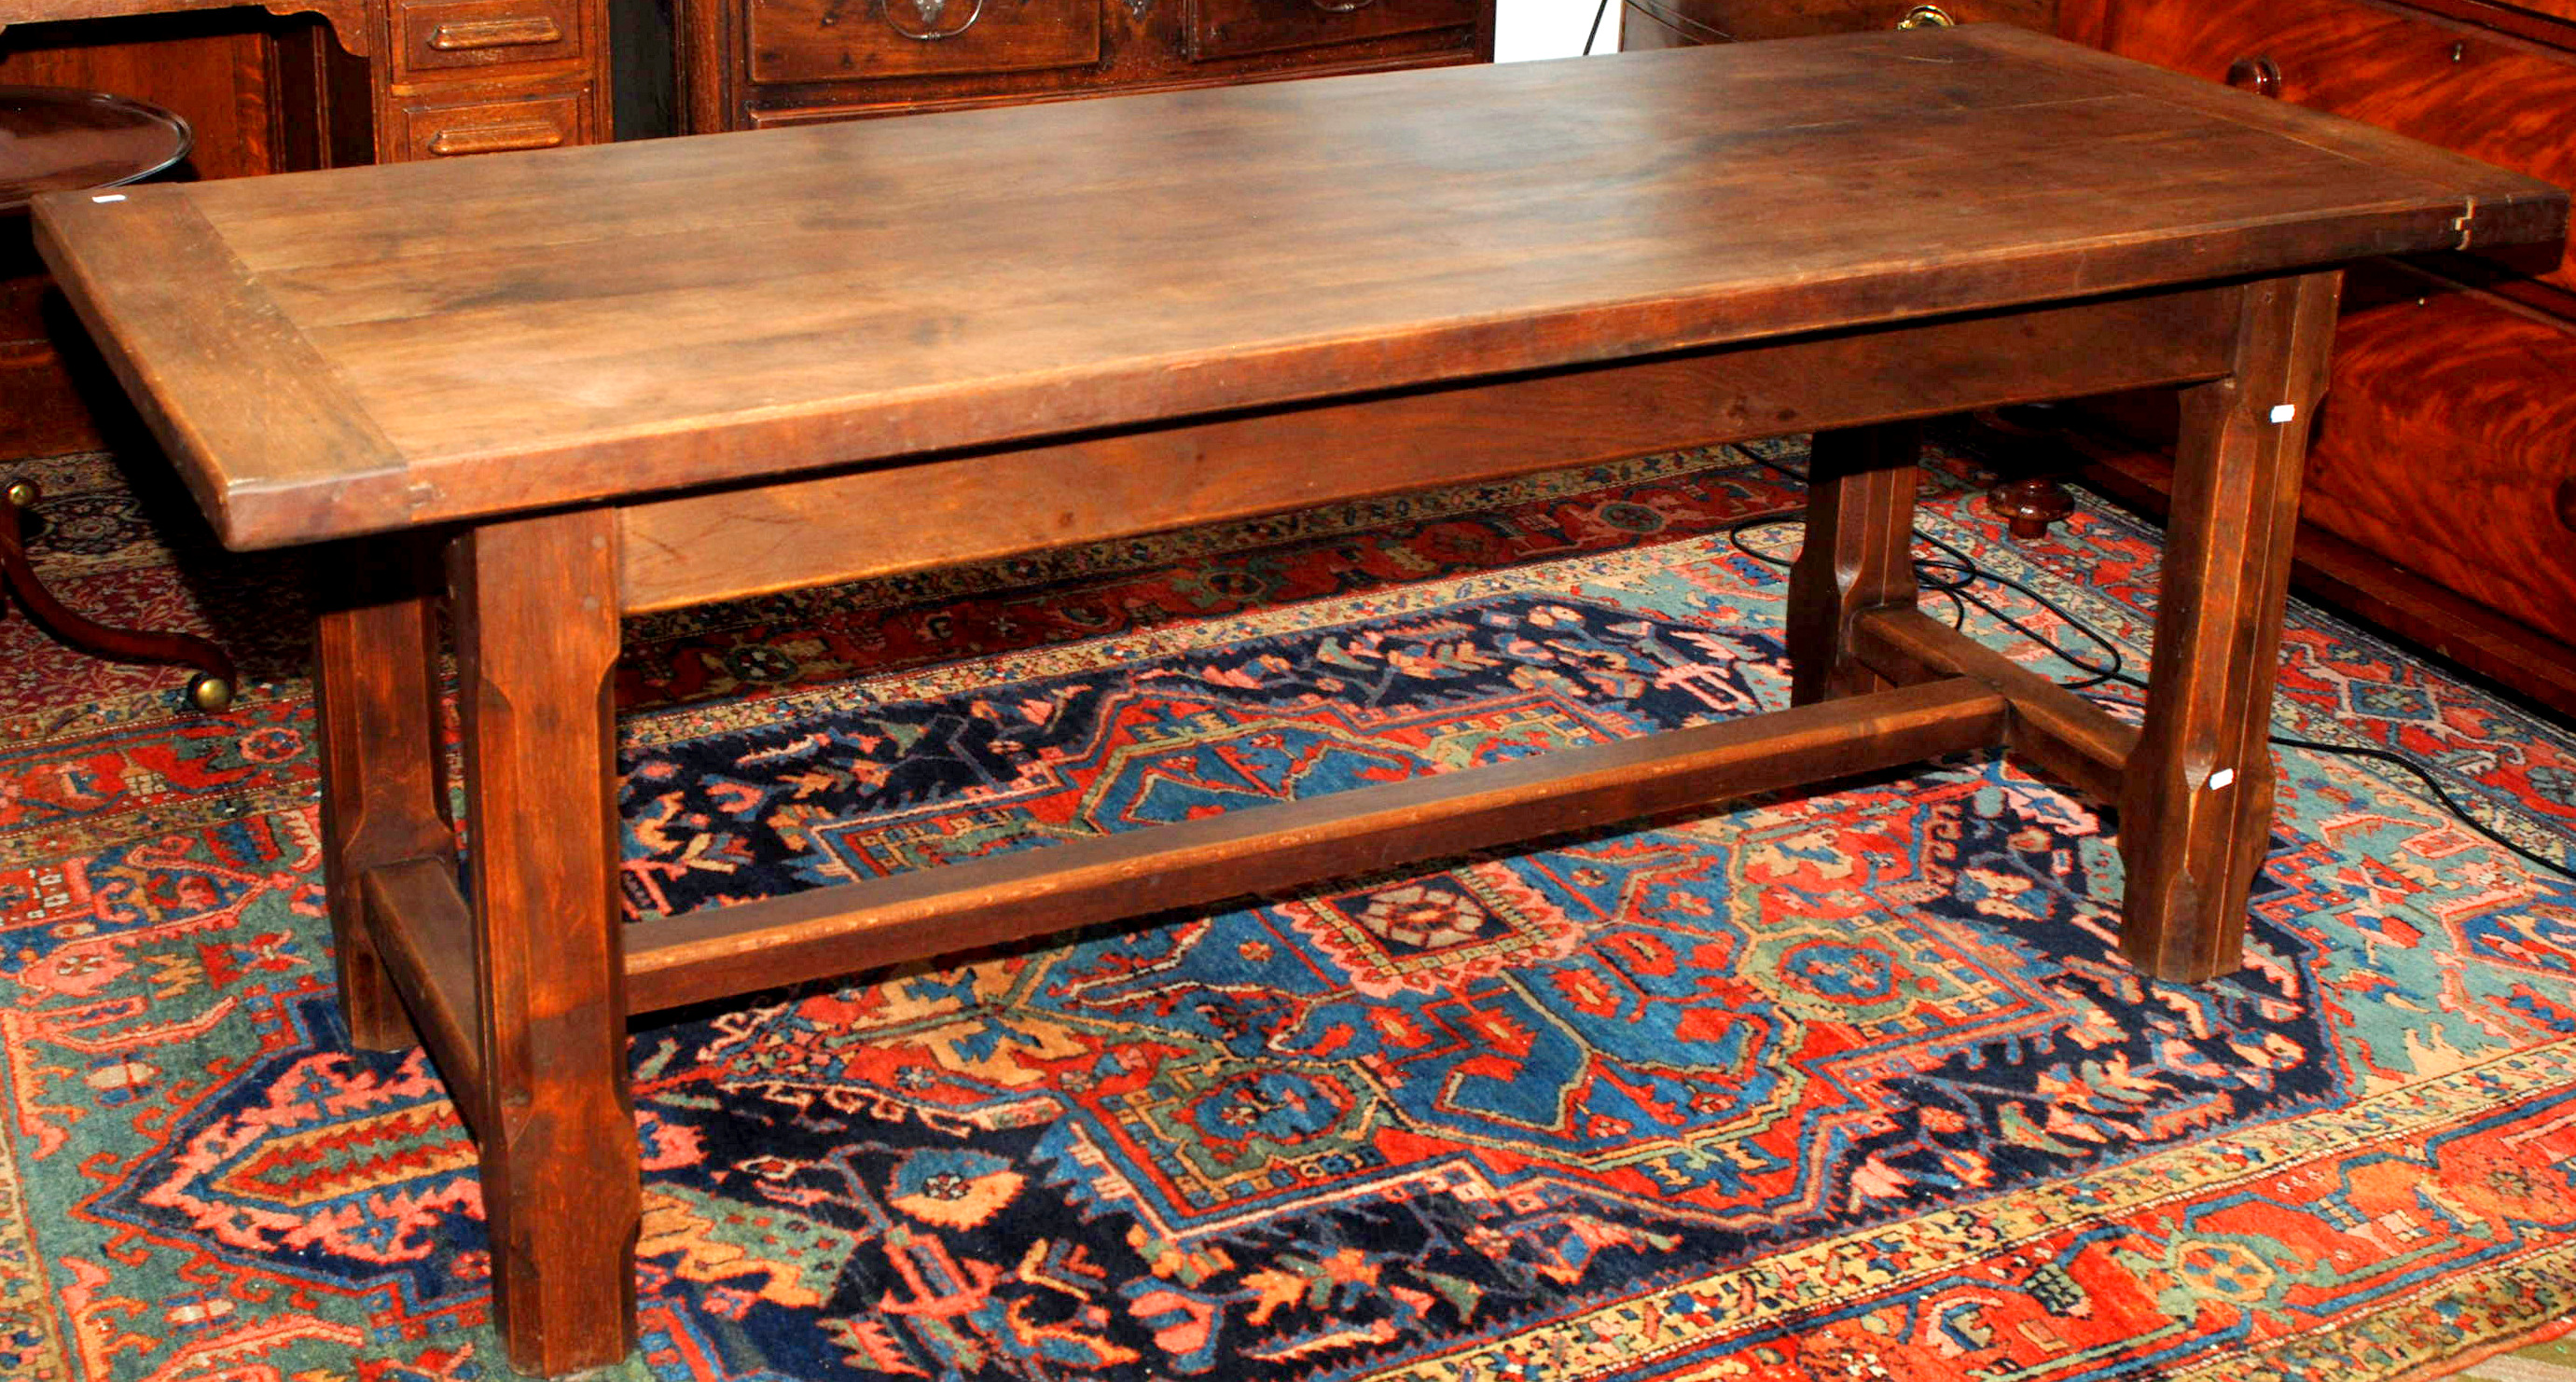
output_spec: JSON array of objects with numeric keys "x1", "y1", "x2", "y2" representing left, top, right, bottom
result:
[{"x1": 616, "y1": 282, "x2": 2240, "y2": 615}]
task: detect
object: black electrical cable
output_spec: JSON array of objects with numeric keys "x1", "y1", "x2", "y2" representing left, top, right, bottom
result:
[
  {"x1": 1715, "y1": 505, "x2": 2576, "y2": 882},
  {"x1": 1583, "y1": 0, "x2": 1613, "y2": 54}
]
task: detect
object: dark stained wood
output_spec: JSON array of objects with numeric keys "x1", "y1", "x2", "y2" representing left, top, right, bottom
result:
[
  {"x1": 2118, "y1": 271, "x2": 2342, "y2": 983},
  {"x1": 1851, "y1": 605, "x2": 2139, "y2": 801},
  {"x1": 746, "y1": 0, "x2": 1101, "y2": 84},
  {"x1": 2090, "y1": 0, "x2": 2576, "y2": 292},
  {"x1": 619, "y1": 286, "x2": 2237, "y2": 614},
  {"x1": 359, "y1": 858, "x2": 486, "y2": 1132},
  {"x1": 0, "y1": 0, "x2": 368, "y2": 48},
  {"x1": 313, "y1": 538, "x2": 450, "y2": 1050},
  {"x1": 625, "y1": 678, "x2": 2014, "y2": 1013},
  {"x1": 0, "y1": 86, "x2": 192, "y2": 208},
  {"x1": 33, "y1": 31, "x2": 2565, "y2": 551},
  {"x1": 2400, "y1": 0, "x2": 2576, "y2": 48},
  {"x1": 393, "y1": 86, "x2": 592, "y2": 159},
  {"x1": 1622, "y1": 0, "x2": 1716, "y2": 48},
  {"x1": 1623, "y1": 0, "x2": 2053, "y2": 43},
  {"x1": 0, "y1": 477, "x2": 239, "y2": 697},
  {"x1": 684, "y1": 0, "x2": 1489, "y2": 134},
  {"x1": 1985, "y1": 473, "x2": 2073, "y2": 538},
  {"x1": 1787, "y1": 422, "x2": 1919, "y2": 704},
  {"x1": 395, "y1": 0, "x2": 589, "y2": 77},
  {"x1": 38, "y1": 35, "x2": 2569, "y2": 1377},
  {"x1": 0, "y1": 10, "x2": 312, "y2": 459},
  {"x1": 1188, "y1": 0, "x2": 1484, "y2": 61},
  {"x1": 450, "y1": 507, "x2": 637, "y2": 1376},
  {"x1": 2299, "y1": 268, "x2": 2576, "y2": 650},
  {"x1": 1964, "y1": 27, "x2": 2563, "y2": 251},
  {"x1": 0, "y1": 12, "x2": 298, "y2": 180}
]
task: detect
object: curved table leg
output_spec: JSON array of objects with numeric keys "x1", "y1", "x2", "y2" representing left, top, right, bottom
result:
[{"x1": 0, "y1": 478, "x2": 237, "y2": 711}]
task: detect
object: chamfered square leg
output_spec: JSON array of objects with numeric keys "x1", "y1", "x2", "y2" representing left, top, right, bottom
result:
[
  {"x1": 451, "y1": 507, "x2": 641, "y2": 1376},
  {"x1": 2118, "y1": 271, "x2": 2341, "y2": 983},
  {"x1": 1788, "y1": 421, "x2": 1922, "y2": 705},
  {"x1": 315, "y1": 539, "x2": 450, "y2": 1051}
]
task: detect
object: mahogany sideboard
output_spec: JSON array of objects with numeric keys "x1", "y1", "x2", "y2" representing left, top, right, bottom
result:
[
  {"x1": 1631, "y1": 0, "x2": 2576, "y2": 717},
  {"x1": 676, "y1": 0, "x2": 1493, "y2": 132}
]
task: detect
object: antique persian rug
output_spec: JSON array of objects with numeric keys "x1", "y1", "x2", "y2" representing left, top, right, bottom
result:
[{"x1": 0, "y1": 438, "x2": 2570, "y2": 1382}]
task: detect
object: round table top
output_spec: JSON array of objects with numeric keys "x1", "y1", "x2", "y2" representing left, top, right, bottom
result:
[{"x1": 0, "y1": 87, "x2": 194, "y2": 215}]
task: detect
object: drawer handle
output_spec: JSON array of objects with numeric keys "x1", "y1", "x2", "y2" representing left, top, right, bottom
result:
[
  {"x1": 1313, "y1": 0, "x2": 1384, "y2": 12},
  {"x1": 882, "y1": 0, "x2": 982, "y2": 40},
  {"x1": 426, "y1": 119, "x2": 567, "y2": 156},
  {"x1": 2225, "y1": 54, "x2": 2283, "y2": 98},
  {"x1": 428, "y1": 15, "x2": 565, "y2": 49},
  {"x1": 1894, "y1": 5, "x2": 1954, "y2": 26}
]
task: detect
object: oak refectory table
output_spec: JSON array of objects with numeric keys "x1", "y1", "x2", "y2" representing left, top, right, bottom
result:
[{"x1": 29, "y1": 27, "x2": 2565, "y2": 1375}]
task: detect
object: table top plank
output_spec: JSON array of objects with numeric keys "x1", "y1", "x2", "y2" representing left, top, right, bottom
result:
[
  {"x1": 32, "y1": 192, "x2": 410, "y2": 541},
  {"x1": 34, "y1": 26, "x2": 2565, "y2": 549}
]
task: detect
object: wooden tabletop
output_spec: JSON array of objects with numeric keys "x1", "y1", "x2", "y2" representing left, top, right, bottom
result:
[{"x1": 34, "y1": 24, "x2": 2564, "y2": 550}]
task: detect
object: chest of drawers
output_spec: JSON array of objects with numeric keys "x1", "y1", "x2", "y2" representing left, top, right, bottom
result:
[{"x1": 679, "y1": 0, "x2": 1492, "y2": 131}]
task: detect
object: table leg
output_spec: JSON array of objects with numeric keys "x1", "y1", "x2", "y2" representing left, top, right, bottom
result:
[
  {"x1": 315, "y1": 541, "x2": 448, "y2": 1050},
  {"x1": 451, "y1": 507, "x2": 640, "y2": 1375},
  {"x1": 1788, "y1": 421, "x2": 1921, "y2": 705},
  {"x1": 2118, "y1": 271, "x2": 2340, "y2": 982}
]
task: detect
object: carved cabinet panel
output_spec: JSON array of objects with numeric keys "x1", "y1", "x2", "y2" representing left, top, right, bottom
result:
[{"x1": 683, "y1": 0, "x2": 1493, "y2": 131}]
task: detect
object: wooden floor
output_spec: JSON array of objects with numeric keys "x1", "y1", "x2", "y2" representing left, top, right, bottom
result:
[{"x1": 2463, "y1": 1337, "x2": 2576, "y2": 1382}]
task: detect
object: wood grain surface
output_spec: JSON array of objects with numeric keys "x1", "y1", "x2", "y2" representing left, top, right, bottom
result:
[
  {"x1": 2300, "y1": 271, "x2": 2576, "y2": 648},
  {"x1": 2092, "y1": 0, "x2": 2576, "y2": 292},
  {"x1": 616, "y1": 285, "x2": 2234, "y2": 614},
  {"x1": 31, "y1": 25, "x2": 2565, "y2": 549},
  {"x1": 450, "y1": 507, "x2": 638, "y2": 1375}
]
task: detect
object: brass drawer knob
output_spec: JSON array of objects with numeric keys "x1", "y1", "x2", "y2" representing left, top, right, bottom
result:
[
  {"x1": 2226, "y1": 54, "x2": 2283, "y2": 97},
  {"x1": 1895, "y1": 5, "x2": 1954, "y2": 26}
]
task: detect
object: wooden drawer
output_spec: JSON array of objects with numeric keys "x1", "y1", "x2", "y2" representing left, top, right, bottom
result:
[
  {"x1": 395, "y1": 90, "x2": 593, "y2": 159},
  {"x1": 396, "y1": 0, "x2": 587, "y2": 76},
  {"x1": 745, "y1": 0, "x2": 1100, "y2": 86},
  {"x1": 1611, "y1": 0, "x2": 2048, "y2": 43},
  {"x1": 2299, "y1": 268, "x2": 2576, "y2": 647},
  {"x1": 1186, "y1": 0, "x2": 1482, "y2": 61},
  {"x1": 2097, "y1": 0, "x2": 2576, "y2": 293}
]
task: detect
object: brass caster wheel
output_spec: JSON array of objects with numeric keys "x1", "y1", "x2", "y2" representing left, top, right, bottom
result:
[
  {"x1": 187, "y1": 672, "x2": 236, "y2": 713},
  {"x1": 3, "y1": 479, "x2": 36, "y2": 509}
]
